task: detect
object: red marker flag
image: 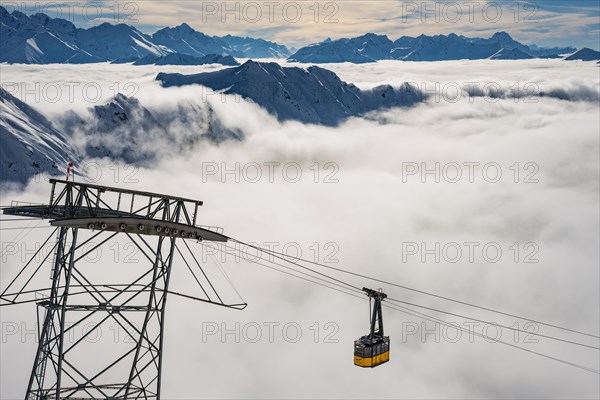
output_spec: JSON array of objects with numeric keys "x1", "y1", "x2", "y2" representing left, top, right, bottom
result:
[{"x1": 66, "y1": 162, "x2": 75, "y2": 181}]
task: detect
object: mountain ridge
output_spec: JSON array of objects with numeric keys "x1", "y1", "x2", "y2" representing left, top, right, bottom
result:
[
  {"x1": 564, "y1": 48, "x2": 600, "y2": 61},
  {"x1": 0, "y1": 6, "x2": 291, "y2": 63},
  {"x1": 156, "y1": 60, "x2": 424, "y2": 126},
  {"x1": 289, "y1": 31, "x2": 578, "y2": 63},
  {"x1": 1, "y1": 6, "x2": 586, "y2": 65}
]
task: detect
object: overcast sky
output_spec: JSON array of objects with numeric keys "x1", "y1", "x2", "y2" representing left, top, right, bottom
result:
[{"x1": 2, "y1": 0, "x2": 599, "y2": 50}]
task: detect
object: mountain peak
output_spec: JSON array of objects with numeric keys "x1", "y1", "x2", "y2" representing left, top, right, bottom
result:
[
  {"x1": 564, "y1": 47, "x2": 600, "y2": 61},
  {"x1": 289, "y1": 31, "x2": 563, "y2": 63},
  {"x1": 491, "y1": 31, "x2": 513, "y2": 40},
  {"x1": 156, "y1": 61, "x2": 424, "y2": 126},
  {"x1": 176, "y1": 22, "x2": 194, "y2": 32},
  {"x1": 239, "y1": 59, "x2": 281, "y2": 73},
  {"x1": 30, "y1": 12, "x2": 50, "y2": 23},
  {"x1": 356, "y1": 32, "x2": 391, "y2": 42},
  {"x1": 240, "y1": 59, "x2": 277, "y2": 67},
  {"x1": 10, "y1": 10, "x2": 28, "y2": 20},
  {"x1": 113, "y1": 92, "x2": 135, "y2": 103},
  {"x1": 489, "y1": 47, "x2": 533, "y2": 60}
]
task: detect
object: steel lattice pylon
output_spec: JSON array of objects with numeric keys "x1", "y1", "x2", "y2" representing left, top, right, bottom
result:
[{"x1": 2, "y1": 179, "x2": 245, "y2": 400}]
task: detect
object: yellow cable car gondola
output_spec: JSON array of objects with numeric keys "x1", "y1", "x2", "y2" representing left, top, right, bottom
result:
[{"x1": 354, "y1": 287, "x2": 390, "y2": 368}]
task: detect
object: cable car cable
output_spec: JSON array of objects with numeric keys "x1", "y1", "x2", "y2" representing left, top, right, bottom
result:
[
  {"x1": 229, "y1": 238, "x2": 600, "y2": 349},
  {"x1": 227, "y1": 239, "x2": 362, "y2": 292},
  {"x1": 215, "y1": 244, "x2": 365, "y2": 300},
  {"x1": 382, "y1": 302, "x2": 600, "y2": 375},
  {"x1": 0, "y1": 218, "x2": 42, "y2": 221},
  {"x1": 229, "y1": 238, "x2": 600, "y2": 339},
  {"x1": 217, "y1": 243, "x2": 365, "y2": 297},
  {"x1": 384, "y1": 297, "x2": 600, "y2": 350},
  {"x1": 0, "y1": 226, "x2": 53, "y2": 230},
  {"x1": 200, "y1": 243, "x2": 246, "y2": 304},
  {"x1": 220, "y1": 242, "x2": 600, "y2": 374}
]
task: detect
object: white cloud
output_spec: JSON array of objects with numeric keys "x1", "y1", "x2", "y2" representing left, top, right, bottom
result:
[{"x1": 1, "y1": 59, "x2": 599, "y2": 398}]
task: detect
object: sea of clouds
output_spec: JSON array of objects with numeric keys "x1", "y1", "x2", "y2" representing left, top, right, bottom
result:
[{"x1": 1, "y1": 59, "x2": 599, "y2": 398}]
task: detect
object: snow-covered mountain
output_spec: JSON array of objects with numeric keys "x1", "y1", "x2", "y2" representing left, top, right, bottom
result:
[
  {"x1": 2, "y1": 6, "x2": 581, "y2": 65},
  {"x1": 0, "y1": 87, "x2": 80, "y2": 183},
  {"x1": 58, "y1": 93, "x2": 167, "y2": 163},
  {"x1": 151, "y1": 23, "x2": 232, "y2": 57},
  {"x1": 0, "y1": 7, "x2": 100, "y2": 63},
  {"x1": 156, "y1": 61, "x2": 424, "y2": 126},
  {"x1": 130, "y1": 53, "x2": 239, "y2": 66},
  {"x1": 75, "y1": 22, "x2": 169, "y2": 61},
  {"x1": 0, "y1": 84, "x2": 243, "y2": 182},
  {"x1": 220, "y1": 34, "x2": 292, "y2": 58},
  {"x1": 289, "y1": 31, "x2": 576, "y2": 63},
  {"x1": 527, "y1": 44, "x2": 577, "y2": 58},
  {"x1": 288, "y1": 33, "x2": 393, "y2": 63},
  {"x1": 0, "y1": 7, "x2": 169, "y2": 63},
  {"x1": 489, "y1": 48, "x2": 534, "y2": 60},
  {"x1": 0, "y1": 7, "x2": 290, "y2": 63},
  {"x1": 56, "y1": 93, "x2": 242, "y2": 165},
  {"x1": 564, "y1": 48, "x2": 600, "y2": 61}
]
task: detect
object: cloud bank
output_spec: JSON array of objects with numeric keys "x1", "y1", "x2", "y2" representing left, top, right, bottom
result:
[{"x1": 0, "y1": 59, "x2": 598, "y2": 399}]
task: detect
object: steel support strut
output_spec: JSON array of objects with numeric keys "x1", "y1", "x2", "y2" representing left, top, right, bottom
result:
[
  {"x1": 363, "y1": 287, "x2": 387, "y2": 340},
  {"x1": 3, "y1": 180, "x2": 232, "y2": 400}
]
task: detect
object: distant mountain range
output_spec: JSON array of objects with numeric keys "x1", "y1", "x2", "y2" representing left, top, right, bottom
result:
[
  {"x1": 0, "y1": 6, "x2": 291, "y2": 64},
  {"x1": 157, "y1": 60, "x2": 425, "y2": 126},
  {"x1": 564, "y1": 48, "x2": 600, "y2": 61},
  {"x1": 219, "y1": 34, "x2": 291, "y2": 58},
  {"x1": 288, "y1": 32, "x2": 579, "y2": 63},
  {"x1": 2, "y1": 6, "x2": 596, "y2": 65},
  {"x1": 111, "y1": 53, "x2": 240, "y2": 66},
  {"x1": 489, "y1": 48, "x2": 533, "y2": 60}
]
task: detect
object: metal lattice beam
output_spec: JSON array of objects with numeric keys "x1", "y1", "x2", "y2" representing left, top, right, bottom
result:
[{"x1": 1, "y1": 179, "x2": 243, "y2": 400}]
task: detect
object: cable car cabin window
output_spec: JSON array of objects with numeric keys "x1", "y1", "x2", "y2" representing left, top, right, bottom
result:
[
  {"x1": 353, "y1": 336, "x2": 390, "y2": 368},
  {"x1": 354, "y1": 342, "x2": 364, "y2": 357}
]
